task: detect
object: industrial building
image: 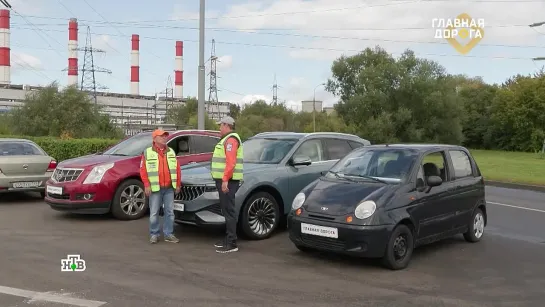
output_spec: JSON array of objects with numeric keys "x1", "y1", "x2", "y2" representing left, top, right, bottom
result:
[
  {"x1": 301, "y1": 100, "x2": 323, "y2": 113},
  {"x1": 0, "y1": 10, "x2": 230, "y2": 131}
]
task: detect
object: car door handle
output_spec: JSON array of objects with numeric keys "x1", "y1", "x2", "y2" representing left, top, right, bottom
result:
[{"x1": 188, "y1": 161, "x2": 196, "y2": 164}]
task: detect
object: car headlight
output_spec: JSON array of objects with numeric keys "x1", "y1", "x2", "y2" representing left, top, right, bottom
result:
[
  {"x1": 291, "y1": 192, "x2": 306, "y2": 210},
  {"x1": 354, "y1": 200, "x2": 376, "y2": 220},
  {"x1": 83, "y1": 163, "x2": 114, "y2": 184}
]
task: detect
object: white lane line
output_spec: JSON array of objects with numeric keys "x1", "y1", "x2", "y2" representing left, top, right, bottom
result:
[
  {"x1": 0, "y1": 285, "x2": 107, "y2": 307},
  {"x1": 487, "y1": 201, "x2": 545, "y2": 213}
]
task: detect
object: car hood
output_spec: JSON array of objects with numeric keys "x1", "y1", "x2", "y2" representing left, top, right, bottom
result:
[
  {"x1": 59, "y1": 154, "x2": 134, "y2": 168},
  {"x1": 181, "y1": 162, "x2": 275, "y2": 184},
  {"x1": 304, "y1": 178, "x2": 394, "y2": 216}
]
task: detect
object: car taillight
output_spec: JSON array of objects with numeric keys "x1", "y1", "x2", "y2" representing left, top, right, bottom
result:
[{"x1": 47, "y1": 160, "x2": 57, "y2": 172}]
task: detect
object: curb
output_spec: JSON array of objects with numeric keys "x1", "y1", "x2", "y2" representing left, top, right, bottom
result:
[{"x1": 485, "y1": 180, "x2": 545, "y2": 193}]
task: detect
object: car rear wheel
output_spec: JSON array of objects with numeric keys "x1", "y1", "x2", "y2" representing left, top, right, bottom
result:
[
  {"x1": 240, "y1": 191, "x2": 280, "y2": 240},
  {"x1": 111, "y1": 179, "x2": 148, "y2": 220},
  {"x1": 463, "y1": 207, "x2": 485, "y2": 243},
  {"x1": 382, "y1": 224, "x2": 414, "y2": 270}
]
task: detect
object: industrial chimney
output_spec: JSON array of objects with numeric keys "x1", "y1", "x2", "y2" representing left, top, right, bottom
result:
[
  {"x1": 0, "y1": 9, "x2": 10, "y2": 85},
  {"x1": 67, "y1": 18, "x2": 78, "y2": 86},
  {"x1": 130, "y1": 34, "x2": 139, "y2": 95},
  {"x1": 174, "y1": 41, "x2": 183, "y2": 98}
]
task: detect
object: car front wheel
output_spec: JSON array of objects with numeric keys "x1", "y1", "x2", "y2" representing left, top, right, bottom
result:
[
  {"x1": 240, "y1": 191, "x2": 280, "y2": 240},
  {"x1": 382, "y1": 224, "x2": 414, "y2": 270},
  {"x1": 463, "y1": 207, "x2": 485, "y2": 242},
  {"x1": 111, "y1": 179, "x2": 148, "y2": 220}
]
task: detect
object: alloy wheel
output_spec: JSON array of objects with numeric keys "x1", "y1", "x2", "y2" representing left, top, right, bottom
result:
[
  {"x1": 247, "y1": 197, "x2": 277, "y2": 236},
  {"x1": 473, "y1": 212, "x2": 485, "y2": 238},
  {"x1": 120, "y1": 185, "x2": 145, "y2": 216}
]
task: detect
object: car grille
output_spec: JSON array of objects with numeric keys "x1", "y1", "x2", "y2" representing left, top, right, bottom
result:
[
  {"x1": 175, "y1": 184, "x2": 206, "y2": 201},
  {"x1": 51, "y1": 168, "x2": 84, "y2": 183},
  {"x1": 301, "y1": 234, "x2": 346, "y2": 251}
]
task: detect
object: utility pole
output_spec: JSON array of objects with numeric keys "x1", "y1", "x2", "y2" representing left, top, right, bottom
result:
[
  {"x1": 312, "y1": 83, "x2": 324, "y2": 132},
  {"x1": 78, "y1": 26, "x2": 111, "y2": 104},
  {"x1": 197, "y1": 0, "x2": 205, "y2": 129},
  {"x1": 208, "y1": 39, "x2": 220, "y2": 121}
]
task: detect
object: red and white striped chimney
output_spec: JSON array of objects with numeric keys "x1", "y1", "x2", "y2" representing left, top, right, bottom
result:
[
  {"x1": 130, "y1": 34, "x2": 139, "y2": 95},
  {"x1": 174, "y1": 41, "x2": 183, "y2": 98},
  {"x1": 0, "y1": 9, "x2": 10, "y2": 85},
  {"x1": 67, "y1": 18, "x2": 78, "y2": 86}
]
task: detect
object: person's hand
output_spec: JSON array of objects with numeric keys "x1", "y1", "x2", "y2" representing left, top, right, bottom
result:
[
  {"x1": 145, "y1": 186, "x2": 151, "y2": 196},
  {"x1": 221, "y1": 181, "x2": 229, "y2": 193},
  {"x1": 175, "y1": 186, "x2": 181, "y2": 194}
]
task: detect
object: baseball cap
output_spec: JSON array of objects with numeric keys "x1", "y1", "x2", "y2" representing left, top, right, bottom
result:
[
  {"x1": 219, "y1": 116, "x2": 235, "y2": 125},
  {"x1": 152, "y1": 129, "x2": 169, "y2": 138}
]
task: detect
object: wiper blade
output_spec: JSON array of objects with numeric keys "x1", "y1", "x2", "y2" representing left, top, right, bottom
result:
[
  {"x1": 328, "y1": 171, "x2": 359, "y2": 183},
  {"x1": 109, "y1": 153, "x2": 128, "y2": 156},
  {"x1": 343, "y1": 174, "x2": 389, "y2": 184}
]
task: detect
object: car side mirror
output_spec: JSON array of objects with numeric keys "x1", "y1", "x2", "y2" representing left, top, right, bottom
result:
[
  {"x1": 427, "y1": 175, "x2": 442, "y2": 187},
  {"x1": 291, "y1": 155, "x2": 312, "y2": 166}
]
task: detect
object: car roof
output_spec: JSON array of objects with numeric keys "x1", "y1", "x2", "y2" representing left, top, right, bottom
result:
[
  {"x1": 251, "y1": 131, "x2": 368, "y2": 142},
  {"x1": 363, "y1": 143, "x2": 468, "y2": 152},
  {"x1": 135, "y1": 130, "x2": 220, "y2": 137},
  {"x1": 0, "y1": 138, "x2": 36, "y2": 143}
]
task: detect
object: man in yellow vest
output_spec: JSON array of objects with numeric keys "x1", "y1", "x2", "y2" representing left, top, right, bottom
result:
[
  {"x1": 211, "y1": 116, "x2": 244, "y2": 253},
  {"x1": 140, "y1": 129, "x2": 181, "y2": 244}
]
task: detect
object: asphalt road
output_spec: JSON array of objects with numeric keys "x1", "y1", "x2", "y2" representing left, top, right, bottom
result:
[{"x1": 0, "y1": 186, "x2": 544, "y2": 307}]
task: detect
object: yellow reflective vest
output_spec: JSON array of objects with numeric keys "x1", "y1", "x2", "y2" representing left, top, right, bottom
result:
[
  {"x1": 211, "y1": 132, "x2": 244, "y2": 180},
  {"x1": 144, "y1": 146, "x2": 177, "y2": 192}
]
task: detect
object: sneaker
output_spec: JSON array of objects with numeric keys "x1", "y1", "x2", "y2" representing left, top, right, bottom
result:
[
  {"x1": 214, "y1": 240, "x2": 225, "y2": 248},
  {"x1": 150, "y1": 235, "x2": 159, "y2": 244},
  {"x1": 164, "y1": 234, "x2": 179, "y2": 243},
  {"x1": 216, "y1": 244, "x2": 238, "y2": 253}
]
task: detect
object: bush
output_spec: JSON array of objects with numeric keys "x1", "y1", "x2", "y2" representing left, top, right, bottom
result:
[{"x1": 0, "y1": 135, "x2": 120, "y2": 162}]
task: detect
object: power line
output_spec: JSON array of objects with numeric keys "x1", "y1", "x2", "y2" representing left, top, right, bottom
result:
[{"x1": 11, "y1": 26, "x2": 545, "y2": 51}]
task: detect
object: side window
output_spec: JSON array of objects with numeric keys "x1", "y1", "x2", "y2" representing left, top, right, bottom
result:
[
  {"x1": 416, "y1": 165, "x2": 425, "y2": 188},
  {"x1": 293, "y1": 139, "x2": 325, "y2": 162},
  {"x1": 324, "y1": 138, "x2": 353, "y2": 160},
  {"x1": 449, "y1": 150, "x2": 473, "y2": 179},
  {"x1": 348, "y1": 141, "x2": 364, "y2": 150},
  {"x1": 420, "y1": 151, "x2": 448, "y2": 182},
  {"x1": 167, "y1": 135, "x2": 191, "y2": 156},
  {"x1": 191, "y1": 135, "x2": 220, "y2": 154}
]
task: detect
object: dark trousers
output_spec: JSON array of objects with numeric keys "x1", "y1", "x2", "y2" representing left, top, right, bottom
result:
[{"x1": 215, "y1": 179, "x2": 240, "y2": 245}]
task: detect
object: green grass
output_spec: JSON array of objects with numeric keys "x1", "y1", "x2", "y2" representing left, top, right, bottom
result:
[{"x1": 470, "y1": 150, "x2": 545, "y2": 186}]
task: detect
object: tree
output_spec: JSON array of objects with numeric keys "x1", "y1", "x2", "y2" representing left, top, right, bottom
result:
[
  {"x1": 327, "y1": 46, "x2": 464, "y2": 144},
  {"x1": 8, "y1": 83, "x2": 122, "y2": 139},
  {"x1": 166, "y1": 97, "x2": 218, "y2": 130}
]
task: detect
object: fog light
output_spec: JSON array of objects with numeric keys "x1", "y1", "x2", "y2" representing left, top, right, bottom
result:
[
  {"x1": 296, "y1": 208, "x2": 302, "y2": 216},
  {"x1": 346, "y1": 216, "x2": 353, "y2": 223},
  {"x1": 83, "y1": 194, "x2": 92, "y2": 200}
]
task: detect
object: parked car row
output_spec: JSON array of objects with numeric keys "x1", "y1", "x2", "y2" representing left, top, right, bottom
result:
[{"x1": 0, "y1": 130, "x2": 488, "y2": 270}]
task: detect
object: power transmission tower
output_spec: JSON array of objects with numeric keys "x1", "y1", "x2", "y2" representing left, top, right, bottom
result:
[
  {"x1": 272, "y1": 74, "x2": 278, "y2": 105},
  {"x1": 158, "y1": 75, "x2": 174, "y2": 109},
  {"x1": 78, "y1": 26, "x2": 112, "y2": 104},
  {"x1": 207, "y1": 39, "x2": 220, "y2": 121}
]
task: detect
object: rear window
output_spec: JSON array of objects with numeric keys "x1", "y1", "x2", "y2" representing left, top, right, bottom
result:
[{"x1": 0, "y1": 142, "x2": 44, "y2": 156}]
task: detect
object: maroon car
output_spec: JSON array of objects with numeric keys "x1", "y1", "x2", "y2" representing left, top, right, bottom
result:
[{"x1": 44, "y1": 130, "x2": 221, "y2": 220}]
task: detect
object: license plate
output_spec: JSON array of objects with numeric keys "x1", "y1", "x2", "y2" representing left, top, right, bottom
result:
[
  {"x1": 301, "y1": 222, "x2": 338, "y2": 239},
  {"x1": 12, "y1": 181, "x2": 41, "y2": 188},
  {"x1": 173, "y1": 203, "x2": 185, "y2": 212},
  {"x1": 46, "y1": 185, "x2": 63, "y2": 195}
]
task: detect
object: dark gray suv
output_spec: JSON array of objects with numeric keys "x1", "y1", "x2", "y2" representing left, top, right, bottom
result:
[{"x1": 173, "y1": 132, "x2": 371, "y2": 240}]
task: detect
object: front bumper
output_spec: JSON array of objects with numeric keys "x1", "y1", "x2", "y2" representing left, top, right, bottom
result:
[
  {"x1": 174, "y1": 190, "x2": 225, "y2": 226},
  {"x1": 288, "y1": 215, "x2": 393, "y2": 258},
  {"x1": 44, "y1": 181, "x2": 111, "y2": 214}
]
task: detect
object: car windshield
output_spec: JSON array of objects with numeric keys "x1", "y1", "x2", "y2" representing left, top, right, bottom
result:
[
  {"x1": 243, "y1": 137, "x2": 298, "y2": 164},
  {"x1": 0, "y1": 141, "x2": 45, "y2": 156},
  {"x1": 326, "y1": 148, "x2": 419, "y2": 183},
  {"x1": 103, "y1": 133, "x2": 152, "y2": 156}
]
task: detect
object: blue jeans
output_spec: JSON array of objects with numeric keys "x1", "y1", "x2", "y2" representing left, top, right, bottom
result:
[{"x1": 149, "y1": 187, "x2": 175, "y2": 237}]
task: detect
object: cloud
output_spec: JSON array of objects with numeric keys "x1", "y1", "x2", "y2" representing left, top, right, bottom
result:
[
  {"x1": 170, "y1": 3, "x2": 220, "y2": 20},
  {"x1": 11, "y1": 52, "x2": 42, "y2": 70},
  {"x1": 218, "y1": 0, "x2": 545, "y2": 60},
  {"x1": 216, "y1": 55, "x2": 233, "y2": 70},
  {"x1": 92, "y1": 35, "x2": 118, "y2": 53}
]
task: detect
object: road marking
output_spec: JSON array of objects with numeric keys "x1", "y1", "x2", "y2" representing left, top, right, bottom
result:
[
  {"x1": 487, "y1": 201, "x2": 545, "y2": 213},
  {"x1": 0, "y1": 285, "x2": 107, "y2": 307}
]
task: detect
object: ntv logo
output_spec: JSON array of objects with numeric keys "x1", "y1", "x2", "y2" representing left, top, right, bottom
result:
[{"x1": 61, "y1": 254, "x2": 86, "y2": 272}]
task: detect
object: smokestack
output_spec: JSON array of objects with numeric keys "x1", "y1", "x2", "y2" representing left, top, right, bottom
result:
[
  {"x1": 174, "y1": 41, "x2": 183, "y2": 98},
  {"x1": 130, "y1": 34, "x2": 139, "y2": 95},
  {"x1": 68, "y1": 18, "x2": 78, "y2": 87},
  {"x1": 0, "y1": 9, "x2": 10, "y2": 85}
]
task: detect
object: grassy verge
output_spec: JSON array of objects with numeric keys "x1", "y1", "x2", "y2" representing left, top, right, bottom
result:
[{"x1": 470, "y1": 150, "x2": 545, "y2": 186}]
